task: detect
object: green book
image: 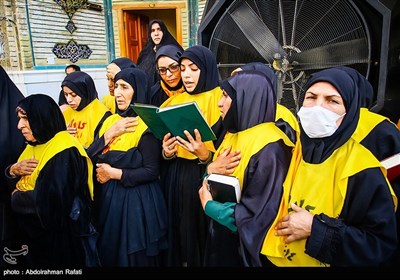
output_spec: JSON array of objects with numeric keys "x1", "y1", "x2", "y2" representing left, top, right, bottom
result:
[{"x1": 130, "y1": 101, "x2": 217, "y2": 141}]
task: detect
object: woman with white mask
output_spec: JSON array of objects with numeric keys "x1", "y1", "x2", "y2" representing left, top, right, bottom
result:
[{"x1": 261, "y1": 67, "x2": 398, "y2": 267}]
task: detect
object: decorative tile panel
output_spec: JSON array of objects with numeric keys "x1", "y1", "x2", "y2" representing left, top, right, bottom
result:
[{"x1": 52, "y1": 39, "x2": 92, "y2": 63}]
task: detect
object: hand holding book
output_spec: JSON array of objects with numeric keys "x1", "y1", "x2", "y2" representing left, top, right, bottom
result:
[
  {"x1": 206, "y1": 174, "x2": 241, "y2": 203},
  {"x1": 130, "y1": 102, "x2": 217, "y2": 141}
]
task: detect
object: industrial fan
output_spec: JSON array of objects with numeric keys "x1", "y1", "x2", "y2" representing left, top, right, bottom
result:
[{"x1": 199, "y1": 0, "x2": 384, "y2": 113}]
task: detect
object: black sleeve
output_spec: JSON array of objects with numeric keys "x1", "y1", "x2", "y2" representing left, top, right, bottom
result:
[
  {"x1": 5, "y1": 164, "x2": 37, "y2": 215},
  {"x1": 93, "y1": 111, "x2": 112, "y2": 142},
  {"x1": 10, "y1": 190, "x2": 36, "y2": 215},
  {"x1": 5, "y1": 164, "x2": 21, "y2": 192},
  {"x1": 120, "y1": 132, "x2": 161, "y2": 187},
  {"x1": 86, "y1": 112, "x2": 113, "y2": 160},
  {"x1": 360, "y1": 120, "x2": 400, "y2": 160},
  {"x1": 86, "y1": 135, "x2": 107, "y2": 162},
  {"x1": 305, "y1": 167, "x2": 397, "y2": 266},
  {"x1": 34, "y1": 148, "x2": 89, "y2": 230},
  {"x1": 235, "y1": 140, "x2": 292, "y2": 266}
]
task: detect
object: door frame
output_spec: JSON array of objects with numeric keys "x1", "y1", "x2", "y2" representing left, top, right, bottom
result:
[{"x1": 113, "y1": 1, "x2": 186, "y2": 57}]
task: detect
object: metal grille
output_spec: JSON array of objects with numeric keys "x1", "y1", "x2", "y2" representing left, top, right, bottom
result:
[{"x1": 209, "y1": 0, "x2": 370, "y2": 113}]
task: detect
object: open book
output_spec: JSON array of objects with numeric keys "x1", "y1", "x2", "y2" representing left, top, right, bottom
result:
[
  {"x1": 130, "y1": 102, "x2": 217, "y2": 141},
  {"x1": 380, "y1": 152, "x2": 400, "y2": 182},
  {"x1": 206, "y1": 174, "x2": 241, "y2": 203}
]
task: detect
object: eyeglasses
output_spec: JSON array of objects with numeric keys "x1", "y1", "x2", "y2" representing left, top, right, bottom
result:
[{"x1": 157, "y1": 64, "x2": 180, "y2": 75}]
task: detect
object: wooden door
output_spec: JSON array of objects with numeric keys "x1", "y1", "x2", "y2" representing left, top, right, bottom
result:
[{"x1": 125, "y1": 12, "x2": 149, "y2": 63}]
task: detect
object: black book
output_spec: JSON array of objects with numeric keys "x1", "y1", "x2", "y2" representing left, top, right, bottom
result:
[{"x1": 206, "y1": 174, "x2": 241, "y2": 203}]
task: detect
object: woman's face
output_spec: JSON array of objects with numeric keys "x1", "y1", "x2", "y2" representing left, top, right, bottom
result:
[
  {"x1": 151, "y1": 22, "x2": 163, "y2": 45},
  {"x1": 17, "y1": 111, "x2": 36, "y2": 142},
  {"x1": 107, "y1": 75, "x2": 115, "y2": 96},
  {"x1": 114, "y1": 79, "x2": 134, "y2": 111},
  {"x1": 217, "y1": 90, "x2": 232, "y2": 119},
  {"x1": 63, "y1": 86, "x2": 82, "y2": 111},
  {"x1": 302, "y1": 81, "x2": 346, "y2": 126},
  {"x1": 157, "y1": 56, "x2": 181, "y2": 88},
  {"x1": 180, "y1": 58, "x2": 200, "y2": 93}
]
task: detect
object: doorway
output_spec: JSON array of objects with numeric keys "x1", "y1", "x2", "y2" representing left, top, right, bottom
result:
[{"x1": 114, "y1": 1, "x2": 185, "y2": 63}]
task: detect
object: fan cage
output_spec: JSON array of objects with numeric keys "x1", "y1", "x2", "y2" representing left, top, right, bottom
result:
[{"x1": 209, "y1": 0, "x2": 371, "y2": 113}]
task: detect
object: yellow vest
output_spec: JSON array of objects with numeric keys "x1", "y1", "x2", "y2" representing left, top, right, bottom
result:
[
  {"x1": 160, "y1": 87, "x2": 222, "y2": 160},
  {"x1": 352, "y1": 108, "x2": 387, "y2": 143},
  {"x1": 99, "y1": 114, "x2": 148, "y2": 152},
  {"x1": 215, "y1": 123, "x2": 294, "y2": 188},
  {"x1": 261, "y1": 139, "x2": 397, "y2": 266},
  {"x1": 276, "y1": 103, "x2": 300, "y2": 134},
  {"x1": 63, "y1": 99, "x2": 110, "y2": 148},
  {"x1": 16, "y1": 131, "x2": 94, "y2": 199},
  {"x1": 102, "y1": 93, "x2": 116, "y2": 114}
]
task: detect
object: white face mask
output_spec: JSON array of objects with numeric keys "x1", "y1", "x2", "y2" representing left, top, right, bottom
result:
[{"x1": 297, "y1": 106, "x2": 345, "y2": 138}]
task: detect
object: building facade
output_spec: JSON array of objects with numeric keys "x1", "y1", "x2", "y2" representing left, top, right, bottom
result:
[{"x1": 0, "y1": 0, "x2": 207, "y2": 100}]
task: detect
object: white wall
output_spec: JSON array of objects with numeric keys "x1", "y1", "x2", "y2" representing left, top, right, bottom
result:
[{"x1": 8, "y1": 68, "x2": 108, "y2": 102}]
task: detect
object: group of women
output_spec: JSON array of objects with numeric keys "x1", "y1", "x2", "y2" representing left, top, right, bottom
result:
[{"x1": 2, "y1": 18, "x2": 400, "y2": 269}]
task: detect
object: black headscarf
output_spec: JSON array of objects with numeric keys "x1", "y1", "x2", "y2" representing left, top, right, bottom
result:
[
  {"x1": 0, "y1": 66, "x2": 25, "y2": 197},
  {"x1": 114, "y1": 68, "x2": 151, "y2": 117},
  {"x1": 155, "y1": 44, "x2": 184, "y2": 91},
  {"x1": 336, "y1": 66, "x2": 374, "y2": 108},
  {"x1": 179, "y1": 45, "x2": 219, "y2": 95},
  {"x1": 61, "y1": 71, "x2": 98, "y2": 111},
  {"x1": 111, "y1": 57, "x2": 136, "y2": 70},
  {"x1": 299, "y1": 68, "x2": 360, "y2": 163},
  {"x1": 155, "y1": 44, "x2": 184, "y2": 62},
  {"x1": 219, "y1": 70, "x2": 276, "y2": 133},
  {"x1": 17, "y1": 94, "x2": 66, "y2": 145},
  {"x1": 240, "y1": 62, "x2": 278, "y2": 93},
  {"x1": 137, "y1": 19, "x2": 181, "y2": 85}
]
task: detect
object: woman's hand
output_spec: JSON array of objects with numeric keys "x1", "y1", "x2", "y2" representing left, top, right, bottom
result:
[
  {"x1": 207, "y1": 146, "x2": 241, "y2": 175},
  {"x1": 67, "y1": 125, "x2": 77, "y2": 137},
  {"x1": 95, "y1": 163, "x2": 122, "y2": 184},
  {"x1": 198, "y1": 178, "x2": 213, "y2": 210},
  {"x1": 9, "y1": 157, "x2": 39, "y2": 177},
  {"x1": 104, "y1": 116, "x2": 138, "y2": 144},
  {"x1": 162, "y1": 133, "x2": 178, "y2": 158},
  {"x1": 274, "y1": 203, "x2": 313, "y2": 244},
  {"x1": 176, "y1": 129, "x2": 209, "y2": 160}
]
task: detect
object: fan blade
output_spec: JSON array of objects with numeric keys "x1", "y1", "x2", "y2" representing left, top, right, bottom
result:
[
  {"x1": 230, "y1": 2, "x2": 287, "y2": 64},
  {"x1": 291, "y1": 38, "x2": 369, "y2": 71}
]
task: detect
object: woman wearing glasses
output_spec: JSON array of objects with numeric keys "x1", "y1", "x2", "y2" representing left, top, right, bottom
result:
[
  {"x1": 137, "y1": 19, "x2": 182, "y2": 86},
  {"x1": 150, "y1": 44, "x2": 185, "y2": 107}
]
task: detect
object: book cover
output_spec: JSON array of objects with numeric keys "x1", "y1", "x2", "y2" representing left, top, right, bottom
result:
[
  {"x1": 206, "y1": 174, "x2": 241, "y2": 203},
  {"x1": 129, "y1": 103, "x2": 169, "y2": 140},
  {"x1": 131, "y1": 102, "x2": 217, "y2": 141},
  {"x1": 380, "y1": 152, "x2": 400, "y2": 182}
]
